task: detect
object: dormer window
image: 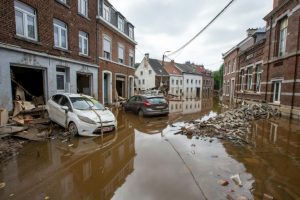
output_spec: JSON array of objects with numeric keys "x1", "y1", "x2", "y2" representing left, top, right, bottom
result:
[
  {"x1": 118, "y1": 16, "x2": 124, "y2": 32},
  {"x1": 103, "y1": 4, "x2": 110, "y2": 22},
  {"x1": 129, "y1": 26, "x2": 134, "y2": 39}
]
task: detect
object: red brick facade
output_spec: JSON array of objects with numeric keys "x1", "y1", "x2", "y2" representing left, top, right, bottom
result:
[{"x1": 0, "y1": 0, "x2": 98, "y2": 64}]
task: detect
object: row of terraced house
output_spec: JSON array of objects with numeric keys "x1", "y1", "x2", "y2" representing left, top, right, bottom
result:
[
  {"x1": 135, "y1": 53, "x2": 214, "y2": 100},
  {"x1": 222, "y1": 0, "x2": 300, "y2": 119},
  {"x1": 0, "y1": 0, "x2": 136, "y2": 111}
]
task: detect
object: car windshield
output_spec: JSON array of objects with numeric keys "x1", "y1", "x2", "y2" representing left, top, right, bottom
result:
[
  {"x1": 147, "y1": 97, "x2": 166, "y2": 104},
  {"x1": 70, "y1": 97, "x2": 105, "y2": 110}
]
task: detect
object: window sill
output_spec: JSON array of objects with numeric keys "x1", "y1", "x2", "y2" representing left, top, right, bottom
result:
[
  {"x1": 53, "y1": 46, "x2": 70, "y2": 53},
  {"x1": 77, "y1": 13, "x2": 91, "y2": 21},
  {"x1": 79, "y1": 53, "x2": 91, "y2": 59},
  {"x1": 14, "y1": 35, "x2": 41, "y2": 45},
  {"x1": 55, "y1": 0, "x2": 70, "y2": 8}
]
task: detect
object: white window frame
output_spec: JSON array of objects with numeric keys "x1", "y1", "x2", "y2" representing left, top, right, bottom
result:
[
  {"x1": 79, "y1": 31, "x2": 88, "y2": 55},
  {"x1": 78, "y1": 0, "x2": 88, "y2": 17},
  {"x1": 14, "y1": 0, "x2": 37, "y2": 41},
  {"x1": 272, "y1": 81, "x2": 282, "y2": 104},
  {"x1": 53, "y1": 19, "x2": 68, "y2": 49},
  {"x1": 278, "y1": 17, "x2": 288, "y2": 57},
  {"x1": 103, "y1": 4, "x2": 110, "y2": 22},
  {"x1": 256, "y1": 64, "x2": 262, "y2": 93},
  {"x1": 118, "y1": 44, "x2": 124, "y2": 64},
  {"x1": 118, "y1": 16, "x2": 124, "y2": 32},
  {"x1": 56, "y1": 67, "x2": 66, "y2": 92},
  {"x1": 246, "y1": 67, "x2": 253, "y2": 90},
  {"x1": 129, "y1": 50, "x2": 134, "y2": 67},
  {"x1": 129, "y1": 26, "x2": 134, "y2": 39},
  {"x1": 103, "y1": 35, "x2": 111, "y2": 59}
]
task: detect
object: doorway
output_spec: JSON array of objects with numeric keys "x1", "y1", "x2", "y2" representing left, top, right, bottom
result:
[
  {"x1": 10, "y1": 66, "x2": 45, "y2": 102},
  {"x1": 128, "y1": 76, "x2": 134, "y2": 98},
  {"x1": 77, "y1": 73, "x2": 92, "y2": 95},
  {"x1": 103, "y1": 71, "x2": 112, "y2": 105},
  {"x1": 116, "y1": 75, "x2": 126, "y2": 98}
]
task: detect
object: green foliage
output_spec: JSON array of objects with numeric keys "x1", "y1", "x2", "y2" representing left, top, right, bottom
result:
[{"x1": 213, "y1": 64, "x2": 224, "y2": 90}]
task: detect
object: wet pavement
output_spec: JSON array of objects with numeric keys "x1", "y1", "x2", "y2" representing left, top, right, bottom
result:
[{"x1": 0, "y1": 98, "x2": 300, "y2": 200}]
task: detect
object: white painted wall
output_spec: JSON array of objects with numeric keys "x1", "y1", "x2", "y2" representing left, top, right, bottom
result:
[
  {"x1": 0, "y1": 47, "x2": 98, "y2": 111},
  {"x1": 135, "y1": 58, "x2": 156, "y2": 90},
  {"x1": 182, "y1": 74, "x2": 203, "y2": 99},
  {"x1": 169, "y1": 75, "x2": 183, "y2": 97}
]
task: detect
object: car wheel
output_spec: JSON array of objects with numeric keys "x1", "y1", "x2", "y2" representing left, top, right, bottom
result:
[
  {"x1": 138, "y1": 109, "x2": 144, "y2": 117},
  {"x1": 68, "y1": 122, "x2": 78, "y2": 136}
]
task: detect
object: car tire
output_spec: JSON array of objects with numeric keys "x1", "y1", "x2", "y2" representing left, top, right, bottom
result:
[
  {"x1": 68, "y1": 122, "x2": 78, "y2": 136},
  {"x1": 138, "y1": 109, "x2": 144, "y2": 117}
]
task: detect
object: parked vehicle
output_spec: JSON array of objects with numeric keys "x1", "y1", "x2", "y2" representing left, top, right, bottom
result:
[
  {"x1": 46, "y1": 93, "x2": 117, "y2": 136},
  {"x1": 123, "y1": 95, "x2": 169, "y2": 117}
]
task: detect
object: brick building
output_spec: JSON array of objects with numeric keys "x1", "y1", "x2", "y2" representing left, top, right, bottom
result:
[
  {"x1": 0, "y1": 0, "x2": 99, "y2": 111},
  {"x1": 222, "y1": 0, "x2": 300, "y2": 119},
  {"x1": 97, "y1": 0, "x2": 137, "y2": 105}
]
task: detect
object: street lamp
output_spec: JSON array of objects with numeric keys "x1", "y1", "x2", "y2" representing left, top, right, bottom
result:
[{"x1": 162, "y1": 50, "x2": 171, "y2": 67}]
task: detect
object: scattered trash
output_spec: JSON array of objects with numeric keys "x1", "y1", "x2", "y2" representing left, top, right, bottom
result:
[
  {"x1": 218, "y1": 179, "x2": 229, "y2": 186},
  {"x1": 0, "y1": 182, "x2": 6, "y2": 189},
  {"x1": 68, "y1": 144, "x2": 74, "y2": 147},
  {"x1": 236, "y1": 196, "x2": 248, "y2": 200},
  {"x1": 9, "y1": 194, "x2": 14, "y2": 197},
  {"x1": 231, "y1": 174, "x2": 243, "y2": 187},
  {"x1": 0, "y1": 126, "x2": 28, "y2": 138},
  {"x1": 0, "y1": 109, "x2": 8, "y2": 126},
  {"x1": 44, "y1": 196, "x2": 50, "y2": 200}
]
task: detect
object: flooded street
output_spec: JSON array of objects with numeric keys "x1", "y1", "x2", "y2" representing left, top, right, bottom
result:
[{"x1": 0, "y1": 99, "x2": 300, "y2": 200}]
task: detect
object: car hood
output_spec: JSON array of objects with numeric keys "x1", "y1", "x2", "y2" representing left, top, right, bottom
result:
[{"x1": 74, "y1": 109, "x2": 116, "y2": 123}]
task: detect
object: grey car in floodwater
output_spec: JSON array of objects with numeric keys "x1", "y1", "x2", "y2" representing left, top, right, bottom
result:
[{"x1": 123, "y1": 95, "x2": 169, "y2": 117}]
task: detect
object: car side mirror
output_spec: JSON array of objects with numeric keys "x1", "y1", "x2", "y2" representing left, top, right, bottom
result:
[{"x1": 61, "y1": 106, "x2": 69, "y2": 112}]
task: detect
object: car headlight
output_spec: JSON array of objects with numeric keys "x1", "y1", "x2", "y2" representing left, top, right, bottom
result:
[{"x1": 77, "y1": 115, "x2": 96, "y2": 124}]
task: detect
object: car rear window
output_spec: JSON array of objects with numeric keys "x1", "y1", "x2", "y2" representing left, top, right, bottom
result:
[{"x1": 147, "y1": 97, "x2": 166, "y2": 104}]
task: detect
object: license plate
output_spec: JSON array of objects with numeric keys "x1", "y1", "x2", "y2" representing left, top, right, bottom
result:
[
  {"x1": 156, "y1": 106, "x2": 165, "y2": 109},
  {"x1": 102, "y1": 126, "x2": 113, "y2": 132}
]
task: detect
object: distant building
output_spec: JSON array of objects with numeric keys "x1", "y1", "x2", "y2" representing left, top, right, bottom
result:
[
  {"x1": 135, "y1": 53, "x2": 169, "y2": 91},
  {"x1": 164, "y1": 60, "x2": 183, "y2": 98}
]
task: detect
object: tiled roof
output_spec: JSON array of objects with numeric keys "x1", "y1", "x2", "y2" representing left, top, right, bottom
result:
[
  {"x1": 164, "y1": 62, "x2": 182, "y2": 75},
  {"x1": 148, "y1": 59, "x2": 169, "y2": 76}
]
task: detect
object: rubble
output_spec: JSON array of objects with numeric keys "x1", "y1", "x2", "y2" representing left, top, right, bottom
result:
[{"x1": 174, "y1": 103, "x2": 280, "y2": 145}]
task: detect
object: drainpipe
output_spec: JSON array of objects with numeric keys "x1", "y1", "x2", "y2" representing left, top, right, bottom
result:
[
  {"x1": 96, "y1": 22, "x2": 100, "y2": 101},
  {"x1": 265, "y1": 17, "x2": 273, "y2": 102},
  {"x1": 290, "y1": 16, "x2": 300, "y2": 119}
]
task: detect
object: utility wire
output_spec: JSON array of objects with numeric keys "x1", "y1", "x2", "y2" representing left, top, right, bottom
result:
[{"x1": 167, "y1": 0, "x2": 236, "y2": 57}]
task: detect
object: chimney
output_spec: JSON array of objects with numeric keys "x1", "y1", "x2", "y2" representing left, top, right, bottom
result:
[
  {"x1": 246, "y1": 28, "x2": 257, "y2": 37},
  {"x1": 273, "y1": 0, "x2": 279, "y2": 8},
  {"x1": 145, "y1": 53, "x2": 149, "y2": 61}
]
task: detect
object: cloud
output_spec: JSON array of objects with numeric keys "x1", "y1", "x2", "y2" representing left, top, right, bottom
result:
[{"x1": 109, "y1": 0, "x2": 273, "y2": 71}]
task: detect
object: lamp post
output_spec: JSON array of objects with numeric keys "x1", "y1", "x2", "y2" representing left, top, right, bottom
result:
[{"x1": 161, "y1": 50, "x2": 171, "y2": 87}]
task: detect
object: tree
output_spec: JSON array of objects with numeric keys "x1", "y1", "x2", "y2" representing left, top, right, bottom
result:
[{"x1": 213, "y1": 64, "x2": 224, "y2": 91}]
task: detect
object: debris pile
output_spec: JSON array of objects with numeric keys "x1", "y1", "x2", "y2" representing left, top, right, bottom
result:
[{"x1": 175, "y1": 103, "x2": 280, "y2": 144}]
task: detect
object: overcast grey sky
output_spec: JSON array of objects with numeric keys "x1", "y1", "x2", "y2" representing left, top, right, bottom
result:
[{"x1": 109, "y1": 0, "x2": 273, "y2": 71}]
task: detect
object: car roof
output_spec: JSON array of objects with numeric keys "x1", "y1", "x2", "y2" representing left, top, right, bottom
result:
[
  {"x1": 139, "y1": 94, "x2": 165, "y2": 98},
  {"x1": 54, "y1": 93, "x2": 94, "y2": 99}
]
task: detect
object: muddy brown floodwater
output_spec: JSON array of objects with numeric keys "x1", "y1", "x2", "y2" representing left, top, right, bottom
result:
[{"x1": 0, "y1": 98, "x2": 300, "y2": 200}]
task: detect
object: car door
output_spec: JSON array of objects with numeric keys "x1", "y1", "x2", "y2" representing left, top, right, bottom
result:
[
  {"x1": 134, "y1": 96, "x2": 143, "y2": 113},
  {"x1": 48, "y1": 94, "x2": 63, "y2": 122},
  {"x1": 126, "y1": 96, "x2": 136, "y2": 111},
  {"x1": 56, "y1": 96, "x2": 72, "y2": 127}
]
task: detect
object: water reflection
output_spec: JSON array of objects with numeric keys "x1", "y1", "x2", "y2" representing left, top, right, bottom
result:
[
  {"x1": 169, "y1": 98, "x2": 213, "y2": 114},
  {"x1": 0, "y1": 125, "x2": 136, "y2": 200},
  {"x1": 223, "y1": 119, "x2": 300, "y2": 199}
]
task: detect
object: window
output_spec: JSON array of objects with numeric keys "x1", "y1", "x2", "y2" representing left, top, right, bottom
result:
[
  {"x1": 255, "y1": 64, "x2": 262, "y2": 92},
  {"x1": 58, "y1": 0, "x2": 67, "y2": 4},
  {"x1": 140, "y1": 71, "x2": 143, "y2": 76},
  {"x1": 142, "y1": 79, "x2": 145, "y2": 85},
  {"x1": 138, "y1": 79, "x2": 141, "y2": 84},
  {"x1": 129, "y1": 50, "x2": 134, "y2": 67},
  {"x1": 240, "y1": 69, "x2": 245, "y2": 91},
  {"x1": 172, "y1": 79, "x2": 174, "y2": 85},
  {"x1": 129, "y1": 26, "x2": 134, "y2": 39},
  {"x1": 191, "y1": 79, "x2": 193, "y2": 84},
  {"x1": 118, "y1": 44, "x2": 124, "y2": 63},
  {"x1": 56, "y1": 68, "x2": 66, "y2": 91},
  {"x1": 103, "y1": 4, "x2": 110, "y2": 22},
  {"x1": 273, "y1": 81, "x2": 281, "y2": 103},
  {"x1": 103, "y1": 36, "x2": 111, "y2": 59},
  {"x1": 180, "y1": 80, "x2": 182, "y2": 85},
  {"x1": 53, "y1": 19, "x2": 68, "y2": 49},
  {"x1": 14, "y1": 0, "x2": 37, "y2": 40},
  {"x1": 246, "y1": 67, "x2": 253, "y2": 90},
  {"x1": 78, "y1": 0, "x2": 88, "y2": 17},
  {"x1": 278, "y1": 17, "x2": 288, "y2": 57},
  {"x1": 176, "y1": 80, "x2": 178, "y2": 85},
  {"x1": 118, "y1": 16, "x2": 124, "y2": 32},
  {"x1": 79, "y1": 31, "x2": 88, "y2": 55},
  {"x1": 149, "y1": 70, "x2": 152, "y2": 75},
  {"x1": 187, "y1": 79, "x2": 189, "y2": 84}
]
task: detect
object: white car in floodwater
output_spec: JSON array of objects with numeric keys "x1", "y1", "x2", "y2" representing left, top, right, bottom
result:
[{"x1": 46, "y1": 93, "x2": 117, "y2": 136}]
